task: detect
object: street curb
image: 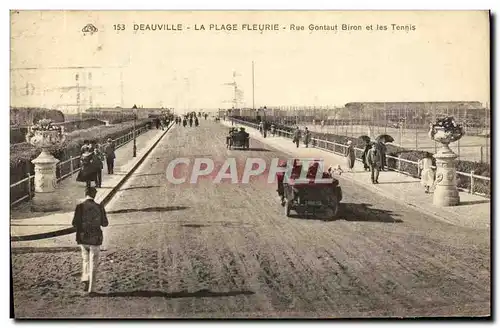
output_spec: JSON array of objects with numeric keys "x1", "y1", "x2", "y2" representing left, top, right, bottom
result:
[
  {"x1": 99, "y1": 122, "x2": 174, "y2": 207},
  {"x1": 11, "y1": 123, "x2": 175, "y2": 242},
  {"x1": 223, "y1": 121, "x2": 489, "y2": 229}
]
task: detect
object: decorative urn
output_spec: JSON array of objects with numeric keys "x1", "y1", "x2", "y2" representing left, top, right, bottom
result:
[
  {"x1": 428, "y1": 116, "x2": 465, "y2": 207},
  {"x1": 26, "y1": 119, "x2": 65, "y2": 212}
]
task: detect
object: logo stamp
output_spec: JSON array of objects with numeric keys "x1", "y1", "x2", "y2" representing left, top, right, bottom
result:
[{"x1": 82, "y1": 24, "x2": 98, "y2": 35}]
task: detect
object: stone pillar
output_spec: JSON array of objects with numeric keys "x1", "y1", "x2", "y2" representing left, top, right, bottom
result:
[
  {"x1": 31, "y1": 150, "x2": 61, "y2": 212},
  {"x1": 433, "y1": 143, "x2": 460, "y2": 206}
]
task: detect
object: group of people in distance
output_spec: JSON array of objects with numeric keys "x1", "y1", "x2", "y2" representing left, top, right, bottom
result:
[{"x1": 175, "y1": 113, "x2": 200, "y2": 127}]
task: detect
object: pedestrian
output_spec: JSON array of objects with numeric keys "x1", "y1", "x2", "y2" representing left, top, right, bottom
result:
[
  {"x1": 271, "y1": 123, "x2": 276, "y2": 136},
  {"x1": 195, "y1": 117, "x2": 199, "y2": 127},
  {"x1": 304, "y1": 127, "x2": 311, "y2": 148},
  {"x1": 293, "y1": 127, "x2": 301, "y2": 148},
  {"x1": 376, "y1": 140, "x2": 387, "y2": 171},
  {"x1": 72, "y1": 187, "x2": 109, "y2": 295},
  {"x1": 418, "y1": 153, "x2": 436, "y2": 193},
  {"x1": 81, "y1": 140, "x2": 92, "y2": 155},
  {"x1": 77, "y1": 151, "x2": 97, "y2": 190},
  {"x1": 367, "y1": 142, "x2": 383, "y2": 184},
  {"x1": 103, "y1": 138, "x2": 115, "y2": 175},
  {"x1": 91, "y1": 140, "x2": 104, "y2": 188},
  {"x1": 183, "y1": 118, "x2": 187, "y2": 127},
  {"x1": 189, "y1": 117, "x2": 193, "y2": 127},
  {"x1": 361, "y1": 141, "x2": 371, "y2": 171},
  {"x1": 155, "y1": 117, "x2": 160, "y2": 129},
  {"x1": 345, "y1": 140, "x2": 356, "y2": 171}
]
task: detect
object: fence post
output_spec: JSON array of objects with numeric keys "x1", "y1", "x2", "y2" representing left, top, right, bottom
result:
[
  {"x1": 480, "y1": 146, "x2": 484, "y2": 163},
  {"x1": 470, "y1": 170, "x2": 475, "y2": 194},
  {"x1": 27, "y1": 173, "x2": 32, "y2": 199},
  {"x1": 397, "y1": 155, "x2": 401, "y2": 173},
  {"x1": 417, "y1": 161, "x2": 421, "y2": 177},
  {"x1": 69, "y1": 156, "x2": 74, "y2": 174}
]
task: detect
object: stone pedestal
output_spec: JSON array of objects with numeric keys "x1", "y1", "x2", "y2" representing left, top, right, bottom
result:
[
  {"x1": 31, "y1": 149, "x2": 61, "y2": 212},
  {"x1": 433, "y1": 143, "x2": 460, "y2": 206}
]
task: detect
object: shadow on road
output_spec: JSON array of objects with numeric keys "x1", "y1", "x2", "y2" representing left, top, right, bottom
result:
[
  {"x1": 181, "y1": 224, "x2": 209, "y2": 228},
  {"x1": 133, "y1": 173, "x2": 164, "y2": 177},
  {"x1": 459, "y1": 199, "x2": 490, "y2": 206},
  {"x1": 92, "y1": 289, "x2": 255, "y2": 299},
  {"x1": 118, "y1": 185, "x2": 162, "y2": 192},
  {"x1": 107, "y1": 206, "x2": 189, "y2": 214},
  {"x1": 247, "y1": 148, "x2": 271, "y2": 152},
  {"x1": 337, "y1": 203, "x2": 403, "y2": 223},
  {"x1": 12, "y1": 246, "x2": 80, "y2": 254},
  {"x1": 376, "y1": 181, "x2": 420, "y2": 185},
  {"x1": 287, "y1": 203, "x2": 402, "y2": 223}
]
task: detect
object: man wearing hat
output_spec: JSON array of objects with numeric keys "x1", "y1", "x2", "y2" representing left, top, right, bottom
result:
[{"x1": 103, "y1": 138, "x2": 116, "y2": 175}]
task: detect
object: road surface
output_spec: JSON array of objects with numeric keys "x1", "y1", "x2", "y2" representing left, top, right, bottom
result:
[{"x1": 11, "y1": 121, "x2": 490, "y2": 318}]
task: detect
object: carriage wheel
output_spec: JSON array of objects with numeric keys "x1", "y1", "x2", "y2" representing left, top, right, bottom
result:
[
  {"x1": 284, "y1": 199, "x2": 291, "y2": 217},
  {"x1": 328, "y1": 196, "x2": 340, "y2": 220}
]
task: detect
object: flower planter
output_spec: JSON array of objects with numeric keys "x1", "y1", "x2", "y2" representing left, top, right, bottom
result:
[
  {"x1": 429, "y1": 117, "x2": 464, "y2": 207},
  {"x1": 26, "y1": 121, "x2": 66, "y2": 212}
]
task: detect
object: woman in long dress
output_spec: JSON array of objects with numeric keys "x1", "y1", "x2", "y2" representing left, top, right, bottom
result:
[
  {"x1": 361, "y1": 141, "x2": 371, "y2": 171},
  {"x1": 418, "y1": 153, "x2": 436, "y2": 193},
  {"x1": 345, "y1": 140, "x2": 356, "y2": 171}
]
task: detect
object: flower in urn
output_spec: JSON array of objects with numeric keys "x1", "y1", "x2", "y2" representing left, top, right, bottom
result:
[
  {"x1": 429, "y1": 116, "x2": 465, "y2": 144},
  {"x1": 27, "y1": 119, "x2": 65, "y2": 149}
]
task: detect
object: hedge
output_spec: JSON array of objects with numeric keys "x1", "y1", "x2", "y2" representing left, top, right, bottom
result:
[
  {"x1": 232, "y1": 116, "x2": 490, "y2": 197},
  {"x1": 66, "y1": 112, "x2": 138, "y2": 124},
  {"x1": 10, "y1": 119, "x2": 152, "y2": 203},
  {"x1": 10, "y1": 107, "x2": 65, "y2": 126}
]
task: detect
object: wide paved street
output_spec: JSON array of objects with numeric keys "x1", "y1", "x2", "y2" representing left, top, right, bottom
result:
[{"x1": 11, "y1": 121, "x2": 490, "y2": 318}]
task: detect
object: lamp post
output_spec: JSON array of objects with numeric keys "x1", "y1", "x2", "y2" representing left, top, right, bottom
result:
[{"x1": 132, "y1": 104, "x2": 137, "y2": 157}]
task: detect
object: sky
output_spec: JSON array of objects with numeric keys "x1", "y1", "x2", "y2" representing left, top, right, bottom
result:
[{"x1": 10, "y1": 10, "x2": 490, "y2": 113}]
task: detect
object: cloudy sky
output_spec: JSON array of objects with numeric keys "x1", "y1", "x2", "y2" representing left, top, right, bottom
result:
[{"x1": 10, "y1": 10, "x2": 490, "y2": 112}]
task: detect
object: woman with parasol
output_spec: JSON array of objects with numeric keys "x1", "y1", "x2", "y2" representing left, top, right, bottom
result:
[{"x1": 375, "y1": 134, "x2": 395, "y2": 171}]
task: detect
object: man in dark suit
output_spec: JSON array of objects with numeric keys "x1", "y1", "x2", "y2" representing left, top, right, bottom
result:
[
  {"x1": 72, "y1": 187, "x2": 109, "y2": 295},
  {"x1": 103, "y1": 138, "x2": 116, "y2": 174}
]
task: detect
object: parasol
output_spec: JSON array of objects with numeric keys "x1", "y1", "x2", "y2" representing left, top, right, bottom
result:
[
  {"x1": 376, "y1": 134, "x2": 395, "y2": 143},
  {"x1": 359, "y1": 135, "x2": 371, "y2": 143}
]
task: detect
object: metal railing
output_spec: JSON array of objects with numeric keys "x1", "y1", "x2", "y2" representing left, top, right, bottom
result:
[
  {"x1": 230, "y1": 118, "x2": 490, "y2": 198},
  {"x1": 10, "y1": 125, "x2": 149, "y2": 207}
]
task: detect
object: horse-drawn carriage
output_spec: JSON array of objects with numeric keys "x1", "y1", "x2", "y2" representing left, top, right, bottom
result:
[
  {"x1": 226, "y1": 128, "x2": 250, "y2": 150},
  {"x1": 277, "y1": 159, "x2": 342, "y2": 219}
]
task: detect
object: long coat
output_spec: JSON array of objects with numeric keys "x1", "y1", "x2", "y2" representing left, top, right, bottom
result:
[
  {"x1": 346, "y1": 144, "x2": 356, "y2": 169},
  {"x1": 76, "y1": 153, "x2": 99, "y2": 182},
  {"x1": 367, "y1": 146, "x2": 383, "y2": 168},
  {"x1": 304, "y1": 131, "x2": 311, "y2": 144},
  {"x1": 419, "y1": 158, "x2": 435, "y2": 187}
]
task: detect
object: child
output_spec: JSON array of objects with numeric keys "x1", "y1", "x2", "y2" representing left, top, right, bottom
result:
[{"x1": 418, "y1": 153, "x2": 436, "y2": 193}]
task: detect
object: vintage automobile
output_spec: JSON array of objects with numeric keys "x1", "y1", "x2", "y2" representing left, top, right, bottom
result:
[
  {"x1": 278, "y1": 159, "x2": 342, "y2": 219},
  {"x1": 227, "y1": 128, "x2": 250, "y2": 150}
]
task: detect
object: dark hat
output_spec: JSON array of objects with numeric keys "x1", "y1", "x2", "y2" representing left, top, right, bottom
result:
[{"x1": 85, "y1": 187, "x2": 97, "y2": 198}]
